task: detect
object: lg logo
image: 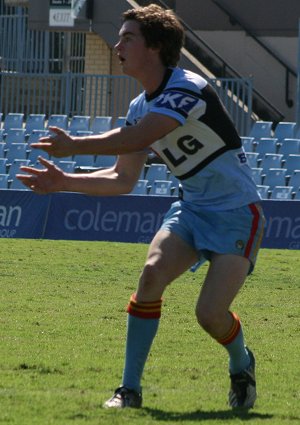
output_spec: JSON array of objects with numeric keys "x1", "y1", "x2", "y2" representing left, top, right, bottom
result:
[{"x1": 162, "y1": 135, "x2": 204, "y2": 166}]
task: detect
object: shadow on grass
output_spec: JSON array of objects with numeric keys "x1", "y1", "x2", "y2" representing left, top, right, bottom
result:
[{"x1": 143, "y1": 407, "x2": 273, "y2": 422}]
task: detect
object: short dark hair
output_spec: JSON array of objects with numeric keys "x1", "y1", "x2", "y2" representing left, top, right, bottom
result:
[{"x1": 122, "y1": 4, "x2": 184, "y2": 67}]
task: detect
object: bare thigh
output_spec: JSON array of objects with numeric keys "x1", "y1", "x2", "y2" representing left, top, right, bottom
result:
[{"x1": 136, "y1": 230, "x2": 198, "y2": 302}]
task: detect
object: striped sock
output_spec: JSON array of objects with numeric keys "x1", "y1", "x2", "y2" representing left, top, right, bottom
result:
[
  {"x1": 217, "y1": 312, "x2": 250, "y2": 374},
  {"x1": 122, "y1": 294, "x2": 162, "y2": 392}
]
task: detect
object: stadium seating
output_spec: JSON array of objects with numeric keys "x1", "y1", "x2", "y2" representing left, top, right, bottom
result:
[
  {"x1": 254, "y1": 138, "x2": 278, "y2": 159},
  {"x1": 57, "y1": 161, "x2": 76, "y2": 173},
  {"x1": 4, "y1": 128, "x2": 26, "y2": 145},
  {"x1": 256, "y1": 185, "x2": 270, "y2": 199},
  {"x1": 8, "y1": 159, "x2": 31, "y2": 178},
  {"x1": 68, "y1": 115, "x2": 91, "y2": 135},
  {"x1": 47, "y1": 114, "x2": 68, "y2": 130},
  {"x1": 245, "y1": 152, "x2": 259, "y2": 168},
  {"x1": 0, "y1": 143, "x2": 6, "y2": 158},
  {"x1": 6, "y1": 143, "x2": 28, "y2": 164},
  {"x1": 294, "y1": 189, "x2": 300, "y2": 200},
  {"x1": 283, "y1": 154, "x2": 300, "y2": 176},
  {"x1": 0, "y1": 173, "x2": 9, "y2": 189},
  {"x1": 3, "y1": 113, "x2": 24, "y2": 131},
  {"x1": 278, "y1": 138, "x2": 300, "y2": 159},
  {"x1": 145, "y1": 164, "x2": 168, "y2": 185},
  {"x1": 73, "y1": 154, "x2": 95, "y2": 169},
  {"x1": 94, "y1": 155, "x2": 116, "y2": 168},
  {"x1": 25, "y1": 114, "x2": 46, "y2": 135},
  {"x1": 259, "y1": 153, "x2": 283, "y2": 172},
  {"x1": 241, "y1": 136, "x2": 255, "y2": 152},
  {"x1": 0, "y1": 158, "x2": 8, "y2": 174},
  {"x1": 10, "y1": 178, "x2": 29, "y2": 190},
  {"x1": 131, "y1": 179, "x2": 149, "y2": 195},
  {"x1": 149, "y1": 180, "x2": 172, "y2": 196},
  {"x1": 27, "y1": 148, "x2": 50, "y2": 165},
  {"x1": 270, "y1": 186, "x2": 293, "y2": 200},
  {"x1": 249, "y1": 121, "x2": 273, "y2": 139},
  {"x1": 91, "y1": 116, "x2": 113, "y2": 134},
  {"x1": 274, "y1": 121, "x2": 296, "y2": 142},
  {"x1": 263, "y1": 168, "x2": 287, "y2": 189},
  {"x1": 0, "y1": 129, "x2": 4, "y2": 142},
  {"x1": 250, "y1": 167, "x2": 263, "y2": 185},
  {"x1": 113, "y1": 117, "x2": 127, "y2": 128},
  {"x1": 288, "y1": 170, "x2": 300, "y2": 192}
]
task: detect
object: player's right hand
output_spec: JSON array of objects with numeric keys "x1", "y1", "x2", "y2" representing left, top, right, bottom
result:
[{"x1": 16, "y1": 156, "x2": 66, "y2": 194}]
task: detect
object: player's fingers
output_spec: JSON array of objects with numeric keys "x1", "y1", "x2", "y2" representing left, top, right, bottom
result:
[
  {"x1": 48, "y1": 126, "x2": 67, "y2": 136},
  {"x1": 30, "y1": 142, "x2": 52, "y2": 150}
]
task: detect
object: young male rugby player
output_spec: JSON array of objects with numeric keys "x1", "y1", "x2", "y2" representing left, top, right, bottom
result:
[{"x1": 18, "y1": 4, "x2": 264, "y2": 409}]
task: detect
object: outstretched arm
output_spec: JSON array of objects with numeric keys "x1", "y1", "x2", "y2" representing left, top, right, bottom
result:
[
  {"x1": 17, "y1": 152, "x2": 147, "y2": 196},
  {"x1": 31, "y1": 113, "x2": 179, "y2": 158}
]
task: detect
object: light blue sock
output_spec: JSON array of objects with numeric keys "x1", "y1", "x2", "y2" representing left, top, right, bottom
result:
[
  {"x1": 122, "y1": 314, "x2": 160, "y2": 392},
  {"x1": 224, "y1": 327, "x2": 250, "y2": 374}
]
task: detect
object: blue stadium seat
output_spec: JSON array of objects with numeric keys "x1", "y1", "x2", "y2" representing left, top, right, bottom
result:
[
  {"x1": 259, "y1": 153, "x2": 283, "y2": 172},
  {"x1": 94, "y1": 155, "x2": 116, "y2": 168},
  {"x1": 240, "y1": 136, "x2": 255, "y2": 152},
  {"x1": 57, "y1": 161, "x2": 76, "y2": 173},
  {"x1": 130, "y1": 179, "x2": 148, "y2": 195},
  {"x1": 0, "y1": 173, "x2": 9, "y2": 189},
  {"x1": 294, "y1": 189, "x2": 300, "y2": 200},
  {"x1": 249, "y1": 121, "x2": 273, "y2": 139},
  {"x1": 254, "y1": 138, "x2": 278, "y2": 159},
  {"x1": 270, "y1": 186, "x2": 293, "y2": 200},
  {"x1": 91, "y1": 116, "x2": 113, "y2": 134},
  {"x1": 277, "y1": 139, "x2": 300, "y2": 160},
  {"x1": 6, "y1": 143, "x2": 28, "y2": 164},
  {"x1": 274, "y1": 122, "x2": 296, "y2": 142},
  {"x1": 256, "y1": 185, "x2": 270, "y2": 199},
  {"x1": 76, "y1": 130, "x2": 93, "y2": 137},
  {"x1": 4, "y1": 128, "x2": 26, "y2": 146},
  {"x1": 283, "y1": 154, "x2": 300, "y2": 176},
  {"x1": 245, "y1": 152, "x2": 259, "y2": 168},
  {"x1": 68, "y1": 115, "x2": 90, "y2": 135},
  {"x1": 0, "y1": 158, "x2": 8, "y2": 174},
  {"x1": 73, "y1": 154, "x2": 95, "y2": 168},
  {"x1": 27, "y1": 129, "x2": 49, "y2": 144},
  {"x1": 250, "y1": 167, "x2": 263, "y2": 185},
  {"x1": 10, "y1": 178, "x2": 29, "y2": 190},
  {"x1": 0, "y1": 143, "x2": 6, "y2": 158},
  {"x1": 47, "y1": 114, "x2": 68, "y2": 130},
  {"x1": 8, "y1": 159, "x2": 30, "y2": 179},
  {"x1": 25, "y1": 114, "x2": 46, "y2": 134},
  {"x1": 145, "y1": 164, "x2": 168, "y2": 185},
  {"x1": 263, "y1": 168, "x2": 287, "y2": 189},
  {"x1": 27, "y1": 148, "x2": 50, "y2": 165},
  {"x1": 0, "y1": 129, "x2": 4, "y2": 142},
  {"x1": 149, "y1": 180, "x2": 172, "y2": 196},
  {"x1": 3, "y1": 113, "x2": 24, "y2": 131},
  {"x1": 113, "y1": 116, "x2": 127, "y2": 129},
  {"x1": 288, "y1": 170, "x2": 300, "y2": 192}
]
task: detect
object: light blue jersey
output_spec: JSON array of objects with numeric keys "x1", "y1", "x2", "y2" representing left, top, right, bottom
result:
[{"x1": 126, "y1": 67, "x2": 260, "y2": 210}]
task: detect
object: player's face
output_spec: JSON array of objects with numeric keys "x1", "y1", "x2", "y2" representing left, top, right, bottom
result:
[{"x1": 115, "y1": 20, "x2": 156, "y2": 79}]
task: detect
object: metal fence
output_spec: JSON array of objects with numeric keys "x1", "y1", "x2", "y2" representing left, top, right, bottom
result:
[{"x1": 0, "y1": 71, "x2": 252, "y2": 134}]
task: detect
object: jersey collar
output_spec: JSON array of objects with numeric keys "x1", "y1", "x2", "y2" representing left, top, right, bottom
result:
[{"x1": 145, "y1": 68, "x2": 173, "y2": 102}]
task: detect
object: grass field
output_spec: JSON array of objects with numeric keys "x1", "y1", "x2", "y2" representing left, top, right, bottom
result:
[{"x1": 0, "y1": 239, "x2": 299, "y2": 425}]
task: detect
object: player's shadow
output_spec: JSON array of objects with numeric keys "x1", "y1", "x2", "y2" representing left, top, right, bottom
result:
[{"x1": 144, "y1": 407, "x2": 273, "y2": 422}]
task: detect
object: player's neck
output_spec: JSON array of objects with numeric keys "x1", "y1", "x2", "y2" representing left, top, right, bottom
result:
[{"x1": 140, "y1": 63, "x2": 168, "y2": 97}]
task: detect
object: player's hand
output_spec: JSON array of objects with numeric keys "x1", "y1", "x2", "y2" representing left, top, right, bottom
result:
[
  {"x1": 16, "y1": 157, "x2": 66, "y2": 194},
  {"x1": 31, "y1": 126, "x2": 75, "y2": 158}
]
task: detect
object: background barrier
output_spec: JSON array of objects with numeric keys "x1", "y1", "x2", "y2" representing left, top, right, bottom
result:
[{"x1": 0, "y1": 191, "x2": 299, "y2": 249}]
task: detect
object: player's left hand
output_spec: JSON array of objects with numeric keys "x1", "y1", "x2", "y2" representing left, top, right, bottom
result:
[
  {"x1": 30, "y1": 126, "x2": 75, "y2": 158},
  {"x1": 16, "y1": 156, "x2": 66, "y2": 194}
]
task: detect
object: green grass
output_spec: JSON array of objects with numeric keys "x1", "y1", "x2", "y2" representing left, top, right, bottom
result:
[{"x1": 0, "y1": 239, "x2": 299, "y2": 424}]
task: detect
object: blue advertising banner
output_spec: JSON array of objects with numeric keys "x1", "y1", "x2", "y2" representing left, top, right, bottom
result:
[
  {"x1": 261, "y1": 200, "x2": 300, "y2": 249},
  {"x1": 0, "y1": 190, "x2": 51, "y2": 239},
  {"x1": 43, "y1": 193, "x2": 172, "y2": 243},
  {"x1": 0, "y1": 189, "x2": 300, "y2": 250}
]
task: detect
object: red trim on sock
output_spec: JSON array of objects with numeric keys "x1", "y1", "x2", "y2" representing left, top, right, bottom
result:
[
  {"x1": 126, "y1": 293, "x2": 162, "y2": 319},
  {"x1": 218, "y1": 312, "x2": 241, "y2": 345}
]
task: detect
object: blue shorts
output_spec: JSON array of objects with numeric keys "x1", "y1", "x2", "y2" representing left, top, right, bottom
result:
[{"x1": 160, "y1": 200, "x2": 265, "y2": 274}]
